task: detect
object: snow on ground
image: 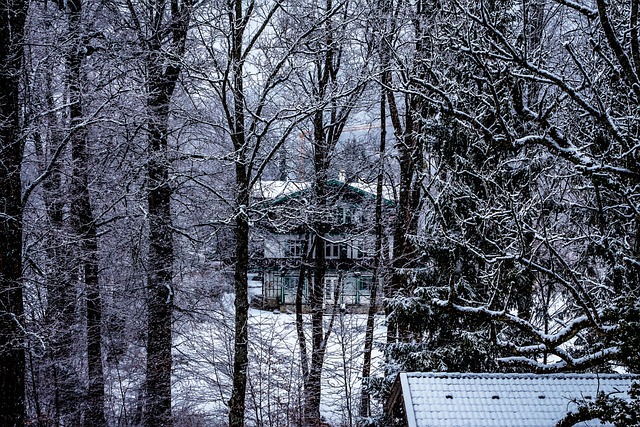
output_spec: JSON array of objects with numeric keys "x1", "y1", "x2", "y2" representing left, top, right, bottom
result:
[{"x1": 172, "y1": 295, "x2": 387, "y2": 426}]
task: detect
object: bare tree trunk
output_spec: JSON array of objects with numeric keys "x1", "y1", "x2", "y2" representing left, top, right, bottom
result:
[
  {"x1": 0, "y1": 0, "x2": 27, "y2": 424},
  {"x1": 303, "y1": 228, "x2": 327, "y2": 426},
  {"x1": 32, "y1": 66, "x2": 81, "y2": 426},
  {"x1": 387, "y1": 123, "x2": 421, "y2": 342},
  {"x1": 229, "y1": 184, "x2": 250, "y2": 427},
  {"x1": 217, "y1": 0, "x2": 309, "y2": 422},
  {"x1": 359, "y1": 72, "x2": 387, "y2": 419},
  {"x1": 145, "y1": 83, "x2": 176, "y2": 427},
  {"x1": 228, "y1": 3, "x2": 249, "y2": 424},
  {"x1": 144, "y1": 25, "x2": 187, "y2": 427},
  {"x1": 300, "y1": 0, "x2": 365, "y2": 420},
  {"x1": 301, "y1": 0, "x2": 337, "y2": 421},
  {"x1": 302, "y1": 103, "x2": 332, "y2": 425},
  {"x1": 385, "y1": 0, "x2": 430, "y2": 343},
  {"x1": 64, "y1": 1, "x2": 106, "y2": 424},
  {"x1": 126, "y1": 1, "x2": 191, "y2": 425},
  {"x1": 296, "y1": 235, "x2": 313, "y2": 384},
  {"x1": 83, "y1": 222, "x2": 105, "y2": 427}
]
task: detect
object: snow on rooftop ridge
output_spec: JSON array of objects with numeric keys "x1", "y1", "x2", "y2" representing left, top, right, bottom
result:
[
  {"x1": 251, "y1": 180, "x2": 311, "y2": 200},
  {"x1": 399, "y1": 372, "x2": 638, "y2": 427},
  {"x1": 252, "y1": 179, "x2": 396, "y2": 202}
]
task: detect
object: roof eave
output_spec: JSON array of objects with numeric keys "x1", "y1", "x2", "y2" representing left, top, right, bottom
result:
[{"x1": 400, "y1": 372, "x2": 419, "y2": 427}]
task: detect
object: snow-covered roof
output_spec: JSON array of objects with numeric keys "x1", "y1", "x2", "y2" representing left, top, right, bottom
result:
[
  {"x1": 251, "y1": 179, "x2": 396, "y2": 204},
  {"x1": 395, "y1": 372, "x2": 637, "y2": 427},
  {"x1": 342, "y1": 179, "x2": 396, "y2": 203},
  {"x1": 251, "y1": 180, "x2": 312, "y2": 200}
]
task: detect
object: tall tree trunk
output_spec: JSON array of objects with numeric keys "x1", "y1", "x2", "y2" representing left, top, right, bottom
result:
[
  {"x1": 0, "y1": 0, "x2": 27, "y2": 425},
  {"x1": 386, "y1": 0, "x2": 429, "y2": 343},
  {"x1": 387, "y1": 117, "x2": 421, "y2": 342},
  {"x1": 34, "y1": 67, "x2": 80, "y2": 427},
  {"x1": 301, "y1": 0, "x2": 364, "y2": 419},
  {"x1": 65, "y1": 0, "x2": 106, "y2": 424},
  {"x1": 303, "y1": 214, "x2": 327, "y2": 426},
  {"x1": 222, "y1": 0, "x2": 304, "y2": 421},
  {"x1": 83, "y1": 222, "x2": 105, "y2": 427},
  {"x1": 359, "y1": 73, "x2": 387, "y2": 419},
  {"x1": 129, "y1": 1, "x2": 191, "y2": 424},
  {"x1": 229, "y1": 2, "x2": 250, "y2": 422},
  {"x1": 145, "y1": 79, "x2": 175, "y2": 427},
  {"x1": 229, "y1": 183, "x2": 250, "y2": 427},
  {"x1": 301, "y1": 0, "x2": 335, "y2": 421},
  {"x1": 302, "y1": 106, "x2": 332, "y2": 426}
]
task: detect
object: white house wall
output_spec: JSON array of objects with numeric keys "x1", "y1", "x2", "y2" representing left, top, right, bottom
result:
[
  {"x1": 264, "y1": 233, "x2": 378, "y2": 260},
  {"x1": 264, "y1": 234, "x2": 290, "y2": 258}
]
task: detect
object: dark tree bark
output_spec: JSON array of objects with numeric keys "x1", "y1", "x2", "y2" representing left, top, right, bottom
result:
[
  {"x1": 303, "y1": 168, "x2": 328, "y2": 425},
  {"x1": 0, "y1": 0, "x2": 27, "y2": 425},
  {"x1": 29, "y1": 53, "x2": 83, "y2": 423},
  {"x1": 145, "y1": 63, "x2": 176, "y2": 427},
  {"x1": 228, "y1": 4, "x2": 250, "y2": 423},
  {"x1": 359, "y1": 68, "x2": 388, "y2": 419},
  {"x1": 64, "y1": 0, "x2": 106, "y2": 424},
  {"x1": 385, "y1": 0, "x2": 429, "y2": 344},
  {"x1": 229, "y1": 183, "x2": 250, "y2": 427},
  {"x1": 121, "y1": 0, "x2": 192, "y2": 424},
  {"x1": 203, "y1": 1, "x2": 311, "y2": 422},
  {"x1": 299, "y1": 0, "x2": 366, "y2": 421},
  {"x1": 386, "y1": 97, "x2": 423, "y2": 342},
  {"x1": 295, "y1": 234, "x2": 313, "y2": 390},
  {"x1": 302, "y1": 58, "x2": 334, "y2": 427}
]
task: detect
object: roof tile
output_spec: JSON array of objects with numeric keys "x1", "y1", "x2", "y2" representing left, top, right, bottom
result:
[{"x1": 400, "y1": 372, "x2": 637, "y2": 427}]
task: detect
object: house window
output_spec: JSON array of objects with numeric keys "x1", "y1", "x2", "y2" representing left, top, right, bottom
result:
[
  {"x1": 286, "y1": 239, "x2": 305, "y2": 258},
  {"x1": 335, "y1": 206, "x2": 357, "y2": 225},
  {"x1": 325, "y1": 241, "x2": 342, "y2": 258},
  {"x1": 344, "y1": 207, "x2": 353, "y2": 224},
  {"x1": 282, "y1": 276, "x2": 296, "y2": 289},
  {"x1": 324, "y1": 276, "x2": 338, "y2": 302},
  {"x1": 358, "y1": 276, "x2": 372, "y2": 291},
  {"x1": 350, "y1": 239, "x2": 368, "y2": 259}
]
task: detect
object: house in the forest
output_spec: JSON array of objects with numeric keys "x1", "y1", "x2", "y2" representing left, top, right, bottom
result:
[
  {"x1": 385, "y1": 372, "x2": 638, "y2": 427},
  {"x1": 249, "y1": 179, "x2": 394, "y2": 310}
]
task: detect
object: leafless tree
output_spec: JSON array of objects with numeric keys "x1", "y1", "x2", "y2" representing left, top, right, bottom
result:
[
  {"x1": 0, "y1": 0, "x2": 29, "y2": 424},
  {"x1": 192, "y1": 0, "x2": 318, "y2": 424},
  {"x1": 121, "y1": 0, "x2": 193, "y2": 424}
]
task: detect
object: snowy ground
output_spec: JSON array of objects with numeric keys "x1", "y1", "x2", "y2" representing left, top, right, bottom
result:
[{"x1": 171, "y1": 294, "x2": 387, "y2": 426}]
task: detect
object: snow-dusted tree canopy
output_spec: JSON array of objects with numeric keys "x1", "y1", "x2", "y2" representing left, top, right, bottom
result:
[
  {"x1": 386, "y1": 0, "x2": 640, "y2": 372},
  {"x1": 0, "y1": 0, "x2": 639, "y2": 426}
]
